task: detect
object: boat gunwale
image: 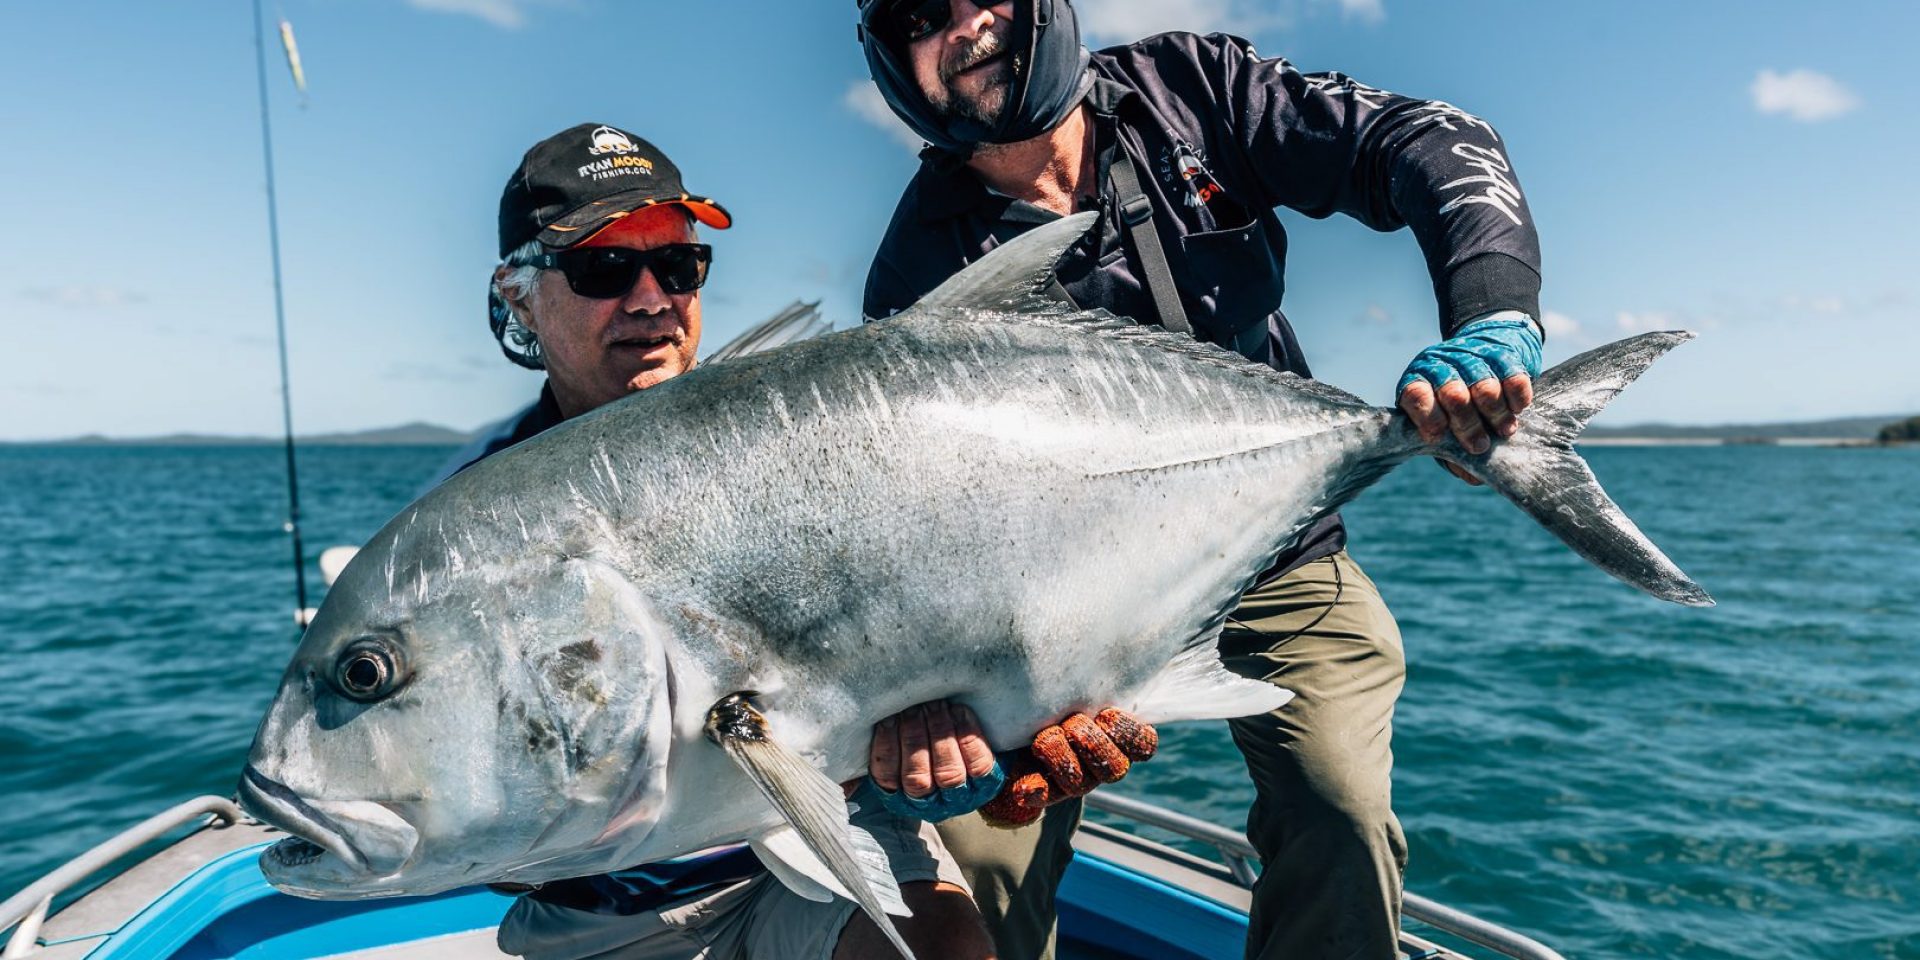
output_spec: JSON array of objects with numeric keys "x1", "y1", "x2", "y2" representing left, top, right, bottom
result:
[{"x1": 6, "y1": 794, "x2": 1566, "y2": 960}]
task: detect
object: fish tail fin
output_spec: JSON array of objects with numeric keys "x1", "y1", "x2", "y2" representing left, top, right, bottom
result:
[{"x1": 1449, "y1": 331, "x2": 1713, "y2": 607}]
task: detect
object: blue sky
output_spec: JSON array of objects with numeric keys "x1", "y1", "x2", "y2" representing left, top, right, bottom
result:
[{"x1": 2, "y1": 0, "x2": 1912, "y2": 440}]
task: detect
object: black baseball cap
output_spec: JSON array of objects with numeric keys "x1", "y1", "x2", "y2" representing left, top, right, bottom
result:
[{"x1": 497, "y1": 122, "x2": 731, "y2": 258}]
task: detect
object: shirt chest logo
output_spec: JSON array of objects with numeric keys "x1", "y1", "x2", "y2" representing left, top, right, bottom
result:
[{"x1": 1158, "y1": 139, "x2": 1224, "y2": 209}]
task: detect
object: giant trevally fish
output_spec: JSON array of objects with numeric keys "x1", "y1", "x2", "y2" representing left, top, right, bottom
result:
[{"x1": 238, "y1": 212, "x2": 1708, "y2": 959}]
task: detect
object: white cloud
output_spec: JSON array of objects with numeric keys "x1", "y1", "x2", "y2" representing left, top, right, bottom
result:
[
  {"x1": 844, "y1": 81, "x2": 924, "y2": 152},
  {"x1": 406, "y1": 0, "x2": 528, "y2": 29},
  {"x1": 1337, "y1": 0, "x2": 1385, "y2": 24},
  {"x1": 1541, "y1": 309, "x2": 1580, "y2": 340},
  {"x1": 1359, "y1": 303, "x2": 1392, "y2": 325},
  {"x1": 1751, "y1": 69, "x2": 1859, "y2": 122},
  {"x1": 1614, "y1": 310, "x2": 1677, "y2": 333},
  {"x1": 1076, "y1": 0, "x2": 1281, "y2": 44}
]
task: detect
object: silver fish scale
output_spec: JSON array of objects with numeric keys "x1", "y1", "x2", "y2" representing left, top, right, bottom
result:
[{"x1": 432, "y1": 309, "x2": 1400, "y2": 765}]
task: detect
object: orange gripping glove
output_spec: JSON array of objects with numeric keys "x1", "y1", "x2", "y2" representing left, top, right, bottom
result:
[{"x1": 978, "y1": 708, "x2": 1158, "y2": 828}]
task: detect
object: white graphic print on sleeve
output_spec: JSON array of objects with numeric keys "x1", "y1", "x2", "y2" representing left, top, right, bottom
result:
[
  {"x1": 1406, "y1": 101, "x2": 1499, "y2": 140},
  {"x1": 1436, "y1": 143, "x2": 1524, "y2": 227},
  {"x1": 1296, "y1": 70, "x2": 1525, "y2": 228},
  {"x1": 1301, "y1": 73, "x2": 1390, "y2": 110}
]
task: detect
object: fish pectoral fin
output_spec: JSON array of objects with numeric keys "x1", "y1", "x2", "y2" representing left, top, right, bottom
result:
[
  {"x1": 706, "y1": 694, "x2": 917, "y2": 959},
  {"x1": 1128, "y1": 635, "x2": 1295, "y2": 725}
]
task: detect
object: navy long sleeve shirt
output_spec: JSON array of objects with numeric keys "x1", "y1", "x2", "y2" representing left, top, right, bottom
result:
[{"x1": 864, "y1": 32, "x2": 1542, "y2": 577}]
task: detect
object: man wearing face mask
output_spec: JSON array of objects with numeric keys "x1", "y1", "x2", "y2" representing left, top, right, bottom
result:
[{"x1": 856, "y1": 2, "x2": 1547, "y2": 958}]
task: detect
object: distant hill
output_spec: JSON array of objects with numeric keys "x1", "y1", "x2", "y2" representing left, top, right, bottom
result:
[
  {"x1": 302, "y1": 423, "x2": 473, "y2": 445},
  {"x1": 1878, "y1": 415, "x2": 1920, "y2": 443},
  {"x1": 19, "y1": 422, "x2": 472, "y2": 447},
  {"x1": 1583, "y1": 415, "x2": 1905, "y2": 441}
]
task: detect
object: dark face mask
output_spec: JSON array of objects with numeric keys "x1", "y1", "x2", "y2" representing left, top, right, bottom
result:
[{"x1": 858, "y1": 0, "x2": 1092, "y2": 157}]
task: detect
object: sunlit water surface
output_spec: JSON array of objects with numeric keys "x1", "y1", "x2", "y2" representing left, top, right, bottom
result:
[{"x1": 1, "y1": 444, "x2": 1914, "y2": 958}]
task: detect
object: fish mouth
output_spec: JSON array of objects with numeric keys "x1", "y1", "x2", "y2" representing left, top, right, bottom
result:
[{"x1": 239, "y1": 765, "x2": 370, "y2": 876}]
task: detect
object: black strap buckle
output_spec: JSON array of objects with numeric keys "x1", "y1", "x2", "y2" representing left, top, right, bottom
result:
[{"x1": 1120, "y1": 194, "x2": 1153, "y2": 227}]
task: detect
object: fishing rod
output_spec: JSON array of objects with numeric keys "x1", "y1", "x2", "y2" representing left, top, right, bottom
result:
[{"x1": 250, "y1": 0, "x2": 310, "y2": 628}]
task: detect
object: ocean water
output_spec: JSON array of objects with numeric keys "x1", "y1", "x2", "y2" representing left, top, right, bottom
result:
[{"x1": 1, "y1": 444, "x2": 1914, "y2": 958}]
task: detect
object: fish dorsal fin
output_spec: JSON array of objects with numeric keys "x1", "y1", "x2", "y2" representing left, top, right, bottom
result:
[
  {"x1": 901, "y1": 209, "x2": 1381, "y2": 415},
  {"x1": 706, "y1": 695, "x2": 916, "y2": 959},
  {"x1": 909, "y1": 212, "x2": 1099, "y2": 317},
  {"x1": 902, "y1": 211, "x2": 1384, "y2": 413}
]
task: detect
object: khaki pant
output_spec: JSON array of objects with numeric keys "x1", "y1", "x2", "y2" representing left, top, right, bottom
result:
[
  {"x1": 497, "y1": 810, "x2": 968, "y2": 960},
  {"x1": 933, "y1": 798, "x2": 1083, "y2": 960},
  {"x1": 938, "y1": 550, "x2": 1408, "y2": 960}
]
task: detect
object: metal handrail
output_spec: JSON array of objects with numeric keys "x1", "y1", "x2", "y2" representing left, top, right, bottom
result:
[
  {"x1": 1083, "y1": 790, "x2": 1265, "y2": 886},
  {"x1": 1395, "y1": 895, "x2": 1571, "y2": 960},
  {"x1": 1083, "y1": 792, "x2": 1567, "y2": 960},
  {"x1": 0, "y1": 796, "x2": 242, "y2": 957},
  {"x1": 3, "y1": 791, "x2": 1563, "y2": 960}
]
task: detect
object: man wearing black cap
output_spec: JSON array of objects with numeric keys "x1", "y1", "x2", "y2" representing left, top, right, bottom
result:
[
  {"x1": 472, "y1": 121, "x2": 734, "y2": 454},
  {"x1": 467, "y1": 122, "x2": 997, "y2": 960},
  {"x1": 855, "y1": 2, "x2": 1549, "y2": 959}
]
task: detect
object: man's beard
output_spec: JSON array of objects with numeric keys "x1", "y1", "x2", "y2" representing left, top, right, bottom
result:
[{"x1": 927, "y1": 28, "x2": 1011, "y2": 127}]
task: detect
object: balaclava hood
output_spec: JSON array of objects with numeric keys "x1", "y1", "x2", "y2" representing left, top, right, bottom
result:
[{"x1": 859, "y1": 0, "x2": 1093, "y2": 157}]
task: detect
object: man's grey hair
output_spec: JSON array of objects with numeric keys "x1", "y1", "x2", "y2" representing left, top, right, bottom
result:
[{"x1": 489, "y1": 239, "x2": 547, "y2": 370}]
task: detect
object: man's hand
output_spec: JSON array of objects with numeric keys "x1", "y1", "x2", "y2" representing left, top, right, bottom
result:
[
  {"x1": 861, "y1": 700, "x2": 1005, "y2": 823},
  {"x1": 1396, "y1": 313, "x2": 1543, "y2": 484},
  {"x1": 978, "y1": 708, "x2": 1157, "y2": 828}
]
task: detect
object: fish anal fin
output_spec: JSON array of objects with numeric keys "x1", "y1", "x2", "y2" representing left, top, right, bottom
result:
[
  {"x1": 1127, "y1": 637, "x2": 1293, "y2": 725},
  {"x1": 706, "y1": 694, "x2": 917, "y2": 958},
  {"x1": 751, "y1": 820, "x2": 911, "y2": 915},
  {"x1": 749, "y1": 825, "x2": 841, "y2": 904}
]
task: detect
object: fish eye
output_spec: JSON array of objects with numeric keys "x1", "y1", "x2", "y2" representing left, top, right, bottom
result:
[{"x1": 333, "y1": 637, "x2": 407, "y2": 702}]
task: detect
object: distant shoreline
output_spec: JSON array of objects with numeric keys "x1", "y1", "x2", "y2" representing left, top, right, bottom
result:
[
  {"x1": 0, "y1": 422, "x2": 470, "y2": 448},
  {"x1": 5, "y1": 416, "x2": 1917, "y2": 449}
]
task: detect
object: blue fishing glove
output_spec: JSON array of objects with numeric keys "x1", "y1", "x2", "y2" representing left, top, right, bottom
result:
[
  {"x1": 857, "y1": 759, "x2": 1009, "y2": 824},
  {"x1": 1396, "y1": 312, "x2": 1543, "y2": 399}
]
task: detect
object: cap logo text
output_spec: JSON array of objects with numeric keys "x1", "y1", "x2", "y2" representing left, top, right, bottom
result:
[{"x1": 577, "y1": 155, "x2": 655, "y2": 181}]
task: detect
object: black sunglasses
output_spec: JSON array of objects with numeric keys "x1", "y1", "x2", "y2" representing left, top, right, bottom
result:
[
  {"x1": 529, "y1": 243, "x2": 713, "y2": 298},
  {"x1": 878, "y1": 0, "x2": 951, "y2": 45}
]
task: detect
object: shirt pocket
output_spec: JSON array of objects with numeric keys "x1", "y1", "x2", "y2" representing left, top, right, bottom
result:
[{"x1": 1176, "y1": 215, "x2": 1286, "y2": 342}]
